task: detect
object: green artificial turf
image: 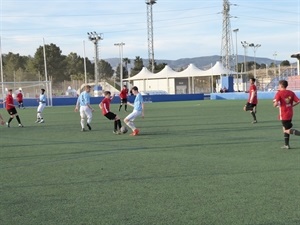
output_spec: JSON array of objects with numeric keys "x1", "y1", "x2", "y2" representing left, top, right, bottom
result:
[{"x1": 1, "y1": 100, "x2": 300, "y2": 225}]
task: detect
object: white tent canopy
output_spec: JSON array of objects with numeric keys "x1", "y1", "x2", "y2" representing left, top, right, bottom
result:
[{"x1": 126, "y1": 61, "x2": 237, "y2": 81}]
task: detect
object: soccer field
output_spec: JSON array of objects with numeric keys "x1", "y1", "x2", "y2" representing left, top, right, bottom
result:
[{"x1": 1, "y1": 100, "x2": 300, "y2": 225}]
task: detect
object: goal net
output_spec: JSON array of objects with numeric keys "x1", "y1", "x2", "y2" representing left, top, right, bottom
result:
[{"x1": 0, "y1": 80, "x2": 52, "y2": 107}]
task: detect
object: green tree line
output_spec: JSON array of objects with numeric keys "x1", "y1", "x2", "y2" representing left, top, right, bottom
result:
[{"x1": 1, "y1": 43, "x2": 168, "y2": 86}]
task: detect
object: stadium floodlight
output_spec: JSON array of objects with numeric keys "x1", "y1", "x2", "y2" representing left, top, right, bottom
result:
[
  {"x1": 114, "y1": 42, "x2": 125, "y2": 89},
  {"x1": 241, "y1": 41, "x2": 249, "y2": 74},
  {"x1": 291, "y1": 53, "x2": 300, "y2": 76},
  {"x1": 249, "y1": 43, "x2": 261, "y2": 78},
  {"x1": 87, "y1": 32, "x2": 103, "y2": 91}
]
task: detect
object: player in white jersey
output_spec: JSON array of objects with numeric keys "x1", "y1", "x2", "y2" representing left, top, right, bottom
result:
[
  {"x1": 124, "y1": 86, "x2": 144, "y2": 136},
  {"x1": 35, "y1": 89, "x2": 47, "y2": 123},
  {"x1": 74, "y1": 85, "x2": 94, "y2": 131}
]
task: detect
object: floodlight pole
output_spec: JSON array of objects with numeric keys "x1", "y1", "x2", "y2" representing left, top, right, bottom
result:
[
  {"x1": 291, "y1": 53, "x2": 300, "y2": 75},
  {"x1": 0, "y1": 36, "x2": 4, "y2": 106},
  {"x1": 273, "y1": 51, "x2": 278, "y2": 78},
  {"x1": 249, "y1": 43, "x2": 261, "y2": 79},
  {"x1": 114, "y1": 42, "x2": 125, "y2": 89},
  {"x1": 241, "y1": 41, "x2": 249, "y2": 75},
  {"x1": 145, "y1": 0, "x2": 156, "y2": 73},
  {"x1": 87, "y1": 32, "x2": 103, "y2": 88}
]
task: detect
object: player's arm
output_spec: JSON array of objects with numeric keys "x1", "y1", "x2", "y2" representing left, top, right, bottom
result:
[
  {"x1": 249, "y1": 90, "x2": 256, "y2": 103},
  {"x1": 293, "y1": 100, "x2": 300, "y2": 107},
  {"x1": 74, "y1": 98, "x2": 80, "y2": 112},
  {"x1": 273, "y1": 98, "x2": 279, "y2": 107},
  {"x1": 141, "y1": 102, "x2": 145, "y2": 118},
  {"x1": 87, "y1": 103, "x2": 94, "y2": 111},
  {"x1": 99, "y1": 102, "x2": 103, "y2": 109}
]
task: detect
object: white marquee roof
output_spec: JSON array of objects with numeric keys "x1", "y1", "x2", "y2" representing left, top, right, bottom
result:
[{"x1": 126, "y1": 61, "x2": 237, "y2": 81}]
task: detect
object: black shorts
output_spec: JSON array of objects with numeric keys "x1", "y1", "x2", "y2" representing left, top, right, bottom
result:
[
  {"x1": 104, "y1": 112, "x2": 117, "y2": 120},
  {"x1": 281, "y1": 120, "x2": 293, "y2": 130},
  {"x1": 7, "y1": 107, "x2": 17, "y2": 115},
  {"x1": 121, "y1": 98, "x2": 127, "y2": 104},
  {"x1": 244, "y1": 102, "x2": 256, "y2": 111}
]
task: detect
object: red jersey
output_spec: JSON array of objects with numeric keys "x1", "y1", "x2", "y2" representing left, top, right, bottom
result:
[
  {"x1": 17, "y1": 92, "x2": 23, "y2": 102},
  {"x1": 5, "y1": 94, "x2": 15, "y2": 110},
  {"x1": 101, "y1": 97, "x2": 111, "y2": 115},
  {"x1": 119, "y1": 88, "x2": 128, "y2": 99},
  {"x1": 248, "y1": 84, "x2": 258, "y2": 104},
  {"x1": 274, "y1": 90, "x2": 300, "y2": 120}
]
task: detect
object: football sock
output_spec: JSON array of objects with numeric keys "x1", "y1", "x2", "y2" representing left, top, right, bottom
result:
[
  {"x1": 16, "y1": 115, "x2": 21, "y2": 124},
  {"x1": 80, "y1": 119, "x2": 85, "y2": 128},
  {"x1": 284, "y1": 133, "x2": 290, "y2": 146},
  {"x1": 125, "y1": 105, "x2": 127, "y2": 111},
  {"x1": 8, "y1": 117, "x2": 13, "y2": 124},
  {"x1": 117, "y1": 119, "x2": 122, "y2": 129},
  {"x1": 126, "y1": 121, "x2": 136, "y2": 131},
  {"x1": 119, "y1": 105, "x2": 122, "y2": 111},
  {"x1": 251, "y1": 111, "x2": 256, "y2": 120},
  {"x1": 114, "y1": 121, "x2": 117, "y2": 131},
  {"x1": 87, "y1": 117, "x2": 92, "y2": 124},
  {"x1": 289, "y1": 129, "x2": 300, "y2": 136}
]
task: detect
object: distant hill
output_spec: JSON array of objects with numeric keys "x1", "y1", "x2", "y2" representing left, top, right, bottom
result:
[{"x1": 105, "y1": 55, "x2": 286, "y2": 71}]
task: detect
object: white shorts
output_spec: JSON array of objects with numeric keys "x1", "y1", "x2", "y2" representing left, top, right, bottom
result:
[
  {"x1": 80, "y1": 106, "x2": 93, "y2": 119},
  {"x1": 37, "y1": 103, "x2": 46, "y2": 113},
  {"x1": 125, "y1": 110, "x2": 142, "y2": 121}
]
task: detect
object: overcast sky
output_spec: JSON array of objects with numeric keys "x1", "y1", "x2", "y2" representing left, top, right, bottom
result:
[{"x1": 0, "y1": 0, "x2": 299, "y2": 63}]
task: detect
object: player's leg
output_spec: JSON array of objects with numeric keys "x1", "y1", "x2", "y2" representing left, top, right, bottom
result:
[
  {"x1": 14, "y1": 111, "x2": 23, "y2": 127},
  {"x1": 281, "y1": 120, "x2": 292, "y2": 149},
  {"x1": 38, "y1": 104, "x2": 46, "y2": 123},
  {"x1": 86, "y1": 107, "x2": 93, "y2": 130},
  {"x1": 79, "y1": 107, "x2": 87, "y2": 131},
  {"x1": 124, "y1": 111, "x2": 141, "y2": 135},
  {"x1": 119, "y1": 99, "x2": 123, "y2": 111},
  {"x1": 36, "y1": 104, "x2": 42, "y2": 122}
]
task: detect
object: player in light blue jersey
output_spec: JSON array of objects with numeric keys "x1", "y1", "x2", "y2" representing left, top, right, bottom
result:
[
  {"x1": 74, "y1": 85, "x2": 94, "y2": 131},
  {"x1": 124, "y1": 86, "x2": 144, "y2": 136},
  {"x1": 35, "y1": 89, "x2": 47, "y2": 123}
]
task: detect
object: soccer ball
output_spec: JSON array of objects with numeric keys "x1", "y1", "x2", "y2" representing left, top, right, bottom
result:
[{"x1": 120, "y1": 126, "x2": 128, "y2": 134}]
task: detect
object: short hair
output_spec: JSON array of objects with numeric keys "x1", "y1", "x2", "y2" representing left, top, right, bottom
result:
[
  {"x1": 123, "y1": 85, "x2": 127, "y2": 88},
  {"x1": 41, "y1": 88, "x2": 45, "y2": 92},
  {"x1": 8, "y1": 89, "x2": 12, "y2": 92},
  {"x1": 131, "y1": 86, "x2": 138, "y2": 91},
  {"x1": 250, "y1": 78, "x2": 256, "y2": 82},
  {"x1": 279, "y1": 80, "x2": 288, "y2": 88},
  {"x1": 104, "y1": 91, "x2": 111, "y2": 96},
  {"x1": 85, "y1": 85, "x2": 91, "y2": 89}
]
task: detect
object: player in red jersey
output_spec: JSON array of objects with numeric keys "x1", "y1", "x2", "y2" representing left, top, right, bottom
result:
[
  {"x1": 118, "y1": 85, "x2": 129, "y2": 112},
  {"x1": 99, "y1": 91, "x2": 124, "y2": 134},
  {"x1": 0, "y1": 89, "x2": 23, "y2": 127},
  {"x1": 16, "y1": 89, "x2": 25, "y2": 109},
  {"x1": 244, "y1": 78, "x2": 258, "y2": 123},
  {"x1": 273, "y1": 80, "x2": 300, "y2": 149}
]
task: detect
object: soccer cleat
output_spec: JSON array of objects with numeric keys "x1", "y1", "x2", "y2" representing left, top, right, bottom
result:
[
  {"x1": 113, "y1": 130, "x2": 121, "y2": 135},
  {"x1": 252, "y1": 120, "x2": 257, "y2": 124},
  {"x1": 35, "y1": 119, "x2": 40, "y2": 123},
  {"x1": 130, "y1": 129, "x2": 140, "y2": 136},
  {"x1": 87, "y1": 123, "x2": 92, "y2": 130},
  {"x1": 281, "y1": 145, "x2": 290, "y2": 149},
  {"x1": 6, "y1": 122, "x2": 10, "y2": 128},
  {"x1": 18, "y1": 124, "x2": 24, "y2": 127},
  {"x1": 39, "y1": 120, "x2": 44, "y2": 123},
  {"x1": 81, "y1": 128, "x2": 86, "y2": 132}
]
